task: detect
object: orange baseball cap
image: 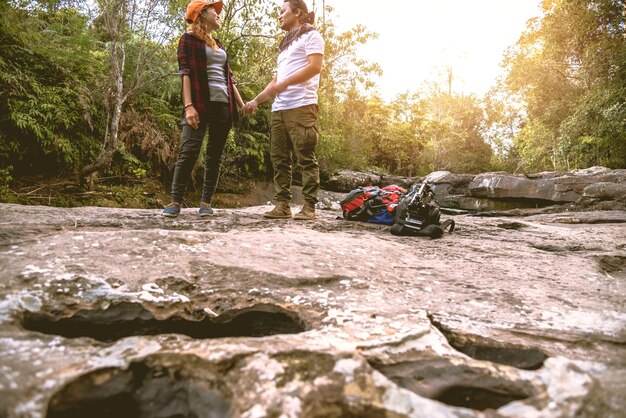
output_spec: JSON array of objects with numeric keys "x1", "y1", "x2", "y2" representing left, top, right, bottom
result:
[{"x1": 185, "y1": 1, "x2": 223, "y2": 23}]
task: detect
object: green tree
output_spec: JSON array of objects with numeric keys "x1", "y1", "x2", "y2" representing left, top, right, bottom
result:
[
  {"x1": 1, "y1": 1, "x2": 102, "y2": 176},
  {"x1": 503, "y1": 0, "x2": 626, "y2": 170},
  {"x1": 420, "y1": 93, "x2": 493, "y2": 174},
  {"x1": 80, "y1": 0, "x2": 180, "y2": 181},
  {"x1": 316, "y1": 13, "x2": 382, "y2": 174}
]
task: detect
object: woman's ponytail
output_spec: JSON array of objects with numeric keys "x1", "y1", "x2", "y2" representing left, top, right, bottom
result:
[{"x1": 190, "y1": 9, "x2": 218, "y2": 50}]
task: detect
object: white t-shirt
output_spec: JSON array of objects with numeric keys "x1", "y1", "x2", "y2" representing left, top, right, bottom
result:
[{"x1": 272, "y1": 30, "x2": 324, "y2": 111}]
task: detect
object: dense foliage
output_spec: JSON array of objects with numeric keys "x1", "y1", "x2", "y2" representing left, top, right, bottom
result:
[
  {"x1": 496, "y1": 0, "x2": 626, "y2": 171},
  {"x1": 0, "y1": 0, "x2": 623, "y2": 202}
]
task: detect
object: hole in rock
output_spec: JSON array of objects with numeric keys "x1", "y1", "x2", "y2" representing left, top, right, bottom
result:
[
  {"x1": 450, "y1": 344, "x2": 547, "y2": 370},
  {"x1": 47, "y1": 363, "x2": 230, "y2": 418},
  {"x1": 429, "y1": 317, "x2": 547, "y2": 370},
  {"x1": 435, "y1": 385, "x2": 527, "y2": 411},
  {"x1": 22, "y1": 302, "x2": 305, "y2": 342},
  {"x1": 369, "y1": 359, "x2": 534, "y2": 412}
]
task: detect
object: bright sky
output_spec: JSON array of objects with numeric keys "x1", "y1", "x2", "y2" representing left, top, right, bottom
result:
[{"x1": 321, "y1": 0, "x2": 543, "y2": 100}]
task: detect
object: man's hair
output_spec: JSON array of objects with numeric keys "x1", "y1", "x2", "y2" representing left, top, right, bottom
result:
[{"x1": 284, "y1": 0, "x2": 315, "y2": 24}]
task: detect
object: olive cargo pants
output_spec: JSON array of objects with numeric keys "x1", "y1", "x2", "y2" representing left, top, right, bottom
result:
[{"x1": 270, "y1": 104, "x2": 320, "y2": 204}]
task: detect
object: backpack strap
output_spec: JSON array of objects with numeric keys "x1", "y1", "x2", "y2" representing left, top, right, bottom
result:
[
  {"x1": 390, "y1": 219, "x2": 455, "y2": 238},
  {"x1": 415, "y1": 224, "x2": 444, "y2": 238},
  {"x1": 440, "y1": 219, "x2": 455, "y2": 233},
  {"x1": 418, "y1": 219, "x2": 454, "y2": 238}
]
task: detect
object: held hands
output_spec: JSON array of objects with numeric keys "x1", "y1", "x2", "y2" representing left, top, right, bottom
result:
[
  {"x1": 242, "y1": 100, "x2": 258, "y2": 115},
  {"x1": 243, "y1": 82, "x2": 287, "y2": 115}
]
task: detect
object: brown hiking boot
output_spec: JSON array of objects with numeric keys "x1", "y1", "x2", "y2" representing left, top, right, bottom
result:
[
  {"x1": 263, "y1": 201, "x2": 292, "y2": 219},
  {"x1": 293, "y1": 202, "x2": 316, "y2": 220}
]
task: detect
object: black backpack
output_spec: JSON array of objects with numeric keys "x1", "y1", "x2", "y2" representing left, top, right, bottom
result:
[{"x1": 390, "y1": 183, "x2": 455, "y2": 238}]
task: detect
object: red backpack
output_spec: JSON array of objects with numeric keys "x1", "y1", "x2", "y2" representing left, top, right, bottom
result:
[{"x1": 340, "y1": 185, "x2": 407, "y2": 224}]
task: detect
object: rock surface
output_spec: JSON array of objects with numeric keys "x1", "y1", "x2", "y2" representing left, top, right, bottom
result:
[{"x1": 0, "y1": 202, "x2": 625, "y2": 418}]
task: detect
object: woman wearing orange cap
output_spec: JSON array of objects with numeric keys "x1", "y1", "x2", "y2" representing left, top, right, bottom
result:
[{"x1": 163, "y1": 0, "x2": 245, "y2": 217}]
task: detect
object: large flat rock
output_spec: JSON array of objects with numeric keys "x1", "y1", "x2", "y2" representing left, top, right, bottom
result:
[{"x1": 0, "y1": 203, "x2": 624, "y2": 417}]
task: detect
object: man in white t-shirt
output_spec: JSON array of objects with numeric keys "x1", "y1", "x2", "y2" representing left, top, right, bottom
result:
[{"x1": 244, "y1": 0, "x2": 324, "y2": 220}]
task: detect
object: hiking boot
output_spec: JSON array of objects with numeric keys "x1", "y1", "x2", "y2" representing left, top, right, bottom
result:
[
  {"x1": 162, "y1": 202, "x2": 181, "y2": 218},
  {"x1": 199, "y1": 201, "x2": 214, "y2": 217},
  {"x1": 293, "y1": 202, "x2": 316, "y2": 220},
  {"x1": 263, "y1": 201, "x2": 292, "y2": 219}
]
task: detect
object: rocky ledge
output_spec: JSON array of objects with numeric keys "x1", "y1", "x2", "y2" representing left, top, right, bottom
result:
[
  {"x1": 0, "y1": 202, "x2": 624, "y2": 418},
  {"x1": 324, "y1": 166, "x2": 626, "y2": 212}
]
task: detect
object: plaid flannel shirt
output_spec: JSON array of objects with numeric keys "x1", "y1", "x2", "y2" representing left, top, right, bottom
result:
[{"x1": 177, "y1": 32, "x2": 238, "y2": 123}]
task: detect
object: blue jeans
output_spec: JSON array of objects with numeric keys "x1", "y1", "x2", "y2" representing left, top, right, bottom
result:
[{"x1": 170, "y1": 102, "x2": 231, "y2": 203}]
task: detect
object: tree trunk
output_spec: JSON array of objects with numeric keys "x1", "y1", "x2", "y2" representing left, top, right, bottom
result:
[
  {"x1": 81, "y1": 38, "x2": 126, "y2": 182},
  {"x1": 80, "y1": 0, "x2": 176, "y2": 184}
]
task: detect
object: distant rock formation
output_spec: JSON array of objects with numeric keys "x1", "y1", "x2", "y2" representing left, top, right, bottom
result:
[{"x1": 323, "y1": 166, "x2": 626, "y2": 212}]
